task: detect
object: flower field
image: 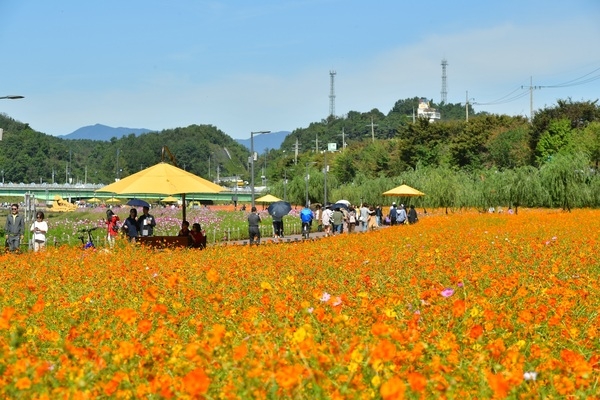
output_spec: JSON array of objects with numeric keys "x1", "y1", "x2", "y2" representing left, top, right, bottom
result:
[{"x1": 1, "y1": 209, "x2": 599, "y2": 398}]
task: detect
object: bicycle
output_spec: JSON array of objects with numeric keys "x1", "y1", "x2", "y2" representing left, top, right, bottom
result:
[
  {"x1": 78, "y1": 227, "x2": 98, "y2": 250},
  {"x1": 302, "y1": 222, "x2": 311, "y2": 239}
]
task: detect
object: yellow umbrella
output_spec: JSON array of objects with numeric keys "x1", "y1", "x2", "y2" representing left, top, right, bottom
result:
[
  {"x1": 105, "y1": 197, "x2": 122, "y2": 204},
  {"x1": 382, "y1": 184, "x2": 425, "y2": 197},
  {"x1": 88, "y1": 197, "x2": 102, "y2": 203},
  {"x1": 255, "y1": 194, "x2": 282, "y2": 203},
  {"x1": 98, "y1": 162, "x2": 223, "y2": 195},
  {"x1": 98, "y1": 162, "x2": 223, "y2": 221},
  {"x1": 161, "y1": 196, "x2": 179, "y2": 203}
]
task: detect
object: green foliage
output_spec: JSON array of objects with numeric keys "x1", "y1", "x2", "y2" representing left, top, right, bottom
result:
[{"x1": 535, "y1": 119, "x2": 573, "y2": 165}]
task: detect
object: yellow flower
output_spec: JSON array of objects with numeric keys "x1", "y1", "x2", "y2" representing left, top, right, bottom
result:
[
  {"x1": 371, "y1": 375, "x2": 381, "y2": 387},
  {"x1": 260, "y1": 281, "x2": 272, "y2": 290},
  {"x1": 293, "y1": 327, "x2": 306, "y2": 343}
]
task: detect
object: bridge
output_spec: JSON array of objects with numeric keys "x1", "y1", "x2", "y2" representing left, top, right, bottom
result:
[{"x1": 0, "y1": 183, "x2": 256, "y2": 204}]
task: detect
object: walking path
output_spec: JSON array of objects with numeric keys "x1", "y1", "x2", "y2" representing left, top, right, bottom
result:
[{"x1": 211, "y1": 226, "x2": 386, "y2": 246}]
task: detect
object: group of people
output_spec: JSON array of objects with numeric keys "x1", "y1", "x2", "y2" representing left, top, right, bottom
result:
[
  {"x1": 108, "y1": 205, "x2": 157, "y2": 246},
  {"x1": 246, "y1": 201, "x2": 419, "y2": 244},
  {"x1": 4, "y1": 203, "x2": 48, "y2": 253},
  {"x1": 387, "y1": 202, "x2": 418, "y2": 226},
  {"x1": 107, "y1": 206, "x2": 206, "y2": 249},
  {"x1": 176, "y1": 220, "x2": 207, "y2": 249}
]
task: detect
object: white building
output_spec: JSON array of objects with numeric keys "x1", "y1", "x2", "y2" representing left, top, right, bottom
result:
[{"x1": 417, "y1": 98, "x2": 441, "y2": 122}]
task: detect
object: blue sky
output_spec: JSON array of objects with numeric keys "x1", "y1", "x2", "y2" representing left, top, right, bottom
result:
[{"x1": 1, "y1": 0, "x2": 599, "y2": 139}]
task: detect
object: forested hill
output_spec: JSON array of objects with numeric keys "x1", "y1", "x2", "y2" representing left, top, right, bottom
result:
[
  {"x1": 1, "y1": 96, "x2": 599, "y2": 189},
  {"x1": 0, "y1": 117, "x2": 249, "y2": 184}
]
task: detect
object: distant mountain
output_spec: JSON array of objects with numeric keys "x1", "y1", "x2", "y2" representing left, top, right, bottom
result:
[
  {"x1": 235, "y1": 131, "x2": 291, "y2": 153},
  {"x1": 60, "y1": 124, "x2": 154, "y2": 141}
]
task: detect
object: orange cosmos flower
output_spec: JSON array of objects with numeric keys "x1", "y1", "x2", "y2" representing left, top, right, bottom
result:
[
  {"x1": 371, "y1": 339, "x2": 397, "y2": 362},
  {"x1": 183, "y1": 368, "x2": 210, "y2": 396},
  {"x1": 15, "y1": 377, "x2": 31, "y2": 390},
  {"x1": 486, "y1": 371, "x2": 510, "y2": 398},
  {"x1": 380, "y1": 376, "x2": 405, "y2": 400},
  {"x1": 137, "y1": 319, "x2": 152, "y2": 334},
  {"x1": 407, "y1": 372, "x2": 427, "y2": 392},
  {"x1": 452, "y1": 299, "x2": 466, "y2": 317},
  {"x1": 469, "y1": 324, "x2": 484, "y2": 339},
  {"x1": 0, "y1": 307, "x2": 15, "y2": 330}
]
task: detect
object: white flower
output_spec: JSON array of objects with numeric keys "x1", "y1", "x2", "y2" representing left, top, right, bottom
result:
[
  {"x1": 320, "y1": 292, "x2": 331, "y2": 302},
  {"x1": 333, "y1": 297, "x2": 342, "y2": 306},
  {"x1": 523, "y1": 371, "x2": 537, "y2": 381}
]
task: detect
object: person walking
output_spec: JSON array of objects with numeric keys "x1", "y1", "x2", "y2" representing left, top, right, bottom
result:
[
  {"x1": 137, "y1": 206, "x2": 156, "y2": 237},
  {"x1": 5, "y1": 203, "x2": 24, "y2": 252},
  {"x1": 300, "y1": 204, "x2": 314, "y2": 238},
  {"x1": 388, "y1": 203, "x2": 398, "y2": 226},
  {"x1": 375, "y1": 205, "x2": 383, "y2": 226},
  {"x1": 314, "y1": 204, "x2": 323, "y2": 232},
  {"x1": 272, "y1": 214, "x2": 284, "y2": 239},
  {"x1": 331, "y1": 207, "x2": 344, "y2": 235},
  {"x1": 248, "y1": 206, "x2": 261, "y2": 245},
  {"x1": 397, "y1": 204, "x2": 408, "y2": 225},
  {"x1": 30, "y1": 211, "x2": 48, "y2": 252},
  {"x1": 321, "y1": 205, "x2": 333, "y2": 237},
  {"x1": 359, "y1": 203, "x2": 369, "y2": 232},
  {"x1": 347, "y1": 206, "x2": 357, "y2": 233},
  {"x1": 407, "y1": 205, "x2": 419, "y2": 224}
]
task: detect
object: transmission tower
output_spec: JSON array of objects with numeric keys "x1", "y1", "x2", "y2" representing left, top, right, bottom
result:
[
  {"x1": 441, "y1": 59, "x2": 448, "y2": 104},
  {"x1": 329, "y1": 70, "x2": 336, "y2": 117}
]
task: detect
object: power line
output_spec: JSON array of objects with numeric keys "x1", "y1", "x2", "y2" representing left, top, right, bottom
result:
[{"x1": 473, "y1": 65, "x2": 600, "y2": 107}]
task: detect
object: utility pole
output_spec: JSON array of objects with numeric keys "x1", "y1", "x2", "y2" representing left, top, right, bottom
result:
[
  {"x1": 293, "y1": 138, "x2": 300, "y2": 165},
  {"x1": 521, "y1": 76, "x2": 540, "y2": 122},
  {"x1": 366, "y1": 117, "x2": 377, "y2": 143},
  {"x1": 323, "y1": 151, "x2": 328, "y2": 206},
  {"x1": 315, "y1": 135, "x2": 319, "y2": 153},
  {"x1": 340, "y1": 127, "x2": 346, "y2": 151},
  {"x1": 329, "y1": 70, "x2": 336, "y2": 117}
]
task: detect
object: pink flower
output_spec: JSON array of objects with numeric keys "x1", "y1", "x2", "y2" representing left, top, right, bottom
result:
[
  {"x1": 441, "y1": 288, "x2": 455, "y2": 298},
  {"x1": 333, "y1": 297, "x2": 342, "y2": 306},
  {"x1": 320, "y1": 292, "x2": 331, "y2": 302}
]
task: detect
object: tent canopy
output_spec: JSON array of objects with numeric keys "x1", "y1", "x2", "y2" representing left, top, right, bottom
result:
[
  {"x1": 255, "y1": 194, "x2": 282, "y2": 203},
  {"x1": 382, "y1": 184, "x2": 425, "y2": 197}
]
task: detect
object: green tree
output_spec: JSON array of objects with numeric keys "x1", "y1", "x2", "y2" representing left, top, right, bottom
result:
[{"x1": 534, "y1": 119, "x2": 572, "y2": 165}]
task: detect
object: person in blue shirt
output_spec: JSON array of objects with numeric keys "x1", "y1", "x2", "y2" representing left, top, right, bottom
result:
[{"x1": 300, "y1": 205, "x2": 314, "y2": 239}]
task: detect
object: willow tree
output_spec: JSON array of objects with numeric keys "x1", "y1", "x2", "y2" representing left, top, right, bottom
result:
[{"x1": 539, "y1": 152, "x2": 591, "y2": 211}]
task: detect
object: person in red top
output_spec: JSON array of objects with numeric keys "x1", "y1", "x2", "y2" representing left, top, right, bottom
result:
[
  {"x1": 190, "y1": 222, "x2": 207, "y2": 249},
  {"x1": 106, "y1": 209, "x2": 120, "y2": 248}
]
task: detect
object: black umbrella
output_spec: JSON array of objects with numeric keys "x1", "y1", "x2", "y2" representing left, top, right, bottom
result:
[
  {"x1": 267, "y1": 201, "x2": 292, "y2": 219},
  {"x1": 127, "y1": 198, "x2": 150, "y2": 208},
  {"x1": 332, "y1": 202, "x2": 349, "y2": 210}
]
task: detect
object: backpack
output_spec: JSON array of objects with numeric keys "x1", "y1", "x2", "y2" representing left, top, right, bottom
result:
[{"x1": 348, "y1": 211, "x2": 356, "y2": 223}]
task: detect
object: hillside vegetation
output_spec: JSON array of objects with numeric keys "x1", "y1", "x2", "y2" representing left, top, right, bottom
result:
[{"x1": 1, "y1": 97, "x2": 599, "y2": 209}]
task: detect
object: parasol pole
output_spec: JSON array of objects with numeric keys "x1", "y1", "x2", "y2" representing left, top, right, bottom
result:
[{"x1": 160, "y1": 146, "x2": 187, "y2": 222}]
